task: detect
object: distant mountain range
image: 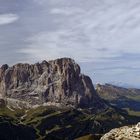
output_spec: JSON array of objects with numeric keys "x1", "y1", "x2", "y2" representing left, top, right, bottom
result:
[
  {"x1": 106, "y1": 82, "x2": 140, "y2": 89},
  {"x1": 96, "y1": 83, "x2": 140, "y2": 112}
]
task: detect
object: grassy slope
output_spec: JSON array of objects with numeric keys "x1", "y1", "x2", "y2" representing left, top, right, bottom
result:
[
  {"x1": 0, "y1": 105, "x2": 140, "y2": 140},
  {"x1": 126, "y1": 95, "x2": 140, "y2": 101},
  {"x1": 0, "y1": 107, "x2": 36, "y2": 140},
  {"x1": 75, "y1": 134, "x2": 102, "y2": 140}
]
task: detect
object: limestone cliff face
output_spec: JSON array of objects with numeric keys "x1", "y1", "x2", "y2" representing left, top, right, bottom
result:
[{"x1": 0, "y1": 58, "x2": 103, "y2": 108}]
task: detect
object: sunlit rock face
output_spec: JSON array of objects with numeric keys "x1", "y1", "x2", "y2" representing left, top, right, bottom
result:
[
  {"x1": 101, "y1": 122, "x2": 140, "y2": 140},
  {"x1": 0, "y1": 58, "x2": 104, "y2": 108}
]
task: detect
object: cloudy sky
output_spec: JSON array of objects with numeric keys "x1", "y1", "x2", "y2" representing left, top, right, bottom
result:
[{"x1": 0, "y1": 0, "x2": 140, "y2": 87}]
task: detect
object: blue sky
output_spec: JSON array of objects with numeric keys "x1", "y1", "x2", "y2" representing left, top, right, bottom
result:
[{"x1": 0, "y1": 0, "x2": 140, "y2": 87}]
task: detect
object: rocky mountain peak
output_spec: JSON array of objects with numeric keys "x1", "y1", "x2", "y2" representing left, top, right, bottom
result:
[{"x1": 0, "y1": 58, "x2": 104, "y2": 109}]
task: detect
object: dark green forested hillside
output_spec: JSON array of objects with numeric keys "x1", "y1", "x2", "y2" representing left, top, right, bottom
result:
[{"x1": 0, "y1": 105, "x2": 140, "y2": 140}]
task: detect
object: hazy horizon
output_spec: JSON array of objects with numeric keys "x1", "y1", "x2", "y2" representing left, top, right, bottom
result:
[{"x1": 0, "y1": 0, "x2": 140, "y2": 88}]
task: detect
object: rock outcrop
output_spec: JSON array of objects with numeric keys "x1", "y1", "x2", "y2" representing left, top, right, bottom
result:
[
  {"x1": 0, "y1": 98, "x2": 6, "y2": 107},
  {"x1": 100, "y1": 122, "x2": 140, "y2": 140},
  {"x1": 0, "y1": 58, "x2": 104, "y2": 108}
]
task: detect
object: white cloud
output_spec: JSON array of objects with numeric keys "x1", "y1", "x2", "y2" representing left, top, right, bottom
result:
[
  {"x1": 50, "y1": 7, "x2": 85, "y2": 16},
  {"x1": 17, "y1": 0, "x2": 140, "y2": 87},
  {"x1": 0, "y1": 14, "x2": 19, "y2": 25},
  {"x1": 22, "y1": 0, "x2": 140, "y2": 63},
  {"x1": 0, "y1": 0, "x2": 140, "y2": 86}
]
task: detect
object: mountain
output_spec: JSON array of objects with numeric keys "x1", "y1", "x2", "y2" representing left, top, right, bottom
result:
[
  {"x1": 0, "y1": 59, "x2": 140, "y2": 140},
  {"x1": 100, "y1": 122, "x2": 140, "y2": 140},
  {"x1": 107, "y1": 81, "x2": 139, "y2": 88},
  {"x1": 96, "y1": 84, "x2": 140, "y2": 100},
  {"x1": 0, "y1": 58, "x2": 105, "y2": 109},
  {"x1": 96, "y1": 83, "x2": 140, "y2": 113}
]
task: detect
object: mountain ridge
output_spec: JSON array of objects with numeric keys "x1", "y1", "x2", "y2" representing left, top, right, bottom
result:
[
  {"x1": 0, "y1": 58, "x2": 105, "y2": 110},
  {"x1": 96, "y1": 83, "x2": 140, "y2": 100},
  {"x1": 96, "y1": 83, "x2": 140, "y2": 113}
]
